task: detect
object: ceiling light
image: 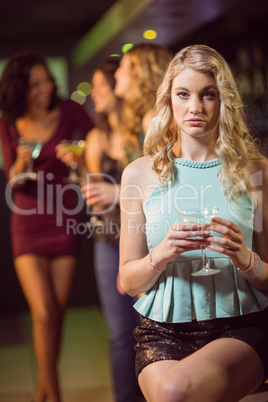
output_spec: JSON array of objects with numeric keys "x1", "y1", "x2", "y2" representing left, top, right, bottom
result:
[
  {"x1": 122, "y1": 43, "x2": 133, "y2": 53},
  {"x1": 77, "y1": 82, "x2": 92, "y2": 96},
  {"x1": 143, "y1": 30, "x2": 157, "y2": 40},
  {"x1": 71, "y1": 91, "x2": 86, "y2": 105}
]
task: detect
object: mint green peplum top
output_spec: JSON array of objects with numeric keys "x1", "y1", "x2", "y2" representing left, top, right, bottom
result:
[{"x1": 134, "y1": 158, "x2": 268, "y2": 323}]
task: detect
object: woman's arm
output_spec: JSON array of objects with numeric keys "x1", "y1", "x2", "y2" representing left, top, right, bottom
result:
[
  {"x1": 84, "y1": 128, "x2": 103, "y2": 174},
  {"x1": 82, "y1": 129, "x2": 120, "y2": 207},
  {"x1": 0, "y1": 119, "x2": 32, "y2": 188},
  {"x1": 119, "y1": 160, "x2": 158, "y2": 296}
]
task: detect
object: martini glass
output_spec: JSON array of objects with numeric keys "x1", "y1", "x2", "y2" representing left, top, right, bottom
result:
[
  {"x1": 59, "y1": 140, "x2": 105, "y2": 228},
  {"x1": 18, "y1": 137, "x2": 42, "y2": 180},
  {"x1": 59, "y1": 139, "x2": 86, "y2": 183},
  {"x1": 177, "y1": 207, "x2": 220, "y2": 276}
]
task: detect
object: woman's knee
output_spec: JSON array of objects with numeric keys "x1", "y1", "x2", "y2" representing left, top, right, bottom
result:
[
  {"x1": 32, "y1": 306, "x2": 60, "y2": 331},
  {"x1": 157, "y1": 372, "x2": 192, "y2": 402}
]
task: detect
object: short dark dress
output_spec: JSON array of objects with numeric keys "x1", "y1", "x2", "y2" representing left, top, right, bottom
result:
[{"x1": 0, "y1": 100, "x2": 93, "y2": 258}]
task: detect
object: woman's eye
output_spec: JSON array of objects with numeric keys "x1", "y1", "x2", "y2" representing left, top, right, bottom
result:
[
  {"x1": 203, "y1": 91, "x2": 216, "y2": 99},
  {"x1": 178, "y1": 92, "x2": 188, "y2": 99},
  {"x1": 29, "y1": 82, "x2": 39, "y2": 89}
]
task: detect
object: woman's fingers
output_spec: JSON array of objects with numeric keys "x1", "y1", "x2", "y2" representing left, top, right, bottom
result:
[
  {"x1": 207, "y1": 220, "x2": 244, "y2": 254},
  {"x1": 206, "y1": 243, "x2": 235, "y2": 255},
  {"x1": 206, "y1": 219, "x2": 249, "y2": 269},
  {"x1": 205, "y1": 234, "x2": 240, "y2": 250},
  {"x1": 170, "y1": 223, "x2": 210, "y2": 239},
  {"x1": 210, "y1": 217, "x2": 241, "y2": 233},
  {"x1": 81, "y1": 183, "x2": 104, "y2": 206},
  {"x1": 165, "y1": 223, "x2": 211, "y2": 254},
  {"x1": 55, "y1": 145, "x2": 76, "y2": 166}
]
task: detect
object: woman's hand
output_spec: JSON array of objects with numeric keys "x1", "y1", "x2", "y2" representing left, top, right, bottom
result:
[
  {"x1": 9, "y1": 145, "x2": 33, "y2": 187},
  {"x1": 55, "y1": 144, "x2": 76, "y2": 167},
  {"x1": 15, "y1": 144, "x2": 32, "y2": 171},
  {"x1": 81, "y1": 182, "x2": 120, "y2": 207},
  {"x1": 206, "y1": 217, "x2": 251, "y2": 270},
  {"x1": 151, "y1": 222, "x2": 211, "y2": 271}
]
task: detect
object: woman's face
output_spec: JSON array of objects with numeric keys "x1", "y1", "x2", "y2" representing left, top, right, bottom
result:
[
  {"x1": 91, "y1": 70, "x2": 117, "y2": 114},
  {"x1": 27, "y1": 64, "x2": 54, "y2": 109},
  {"x1": 114, "y1": 54, "x2": 133, "y2": 99},
  {"x1": 171, "y1": 67, "x2": 220, "y2": 142}
]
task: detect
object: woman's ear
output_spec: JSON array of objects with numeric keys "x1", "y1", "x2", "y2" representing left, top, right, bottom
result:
[{"x1": 131, "y1": 61, "x2": 141, "y2": 77}]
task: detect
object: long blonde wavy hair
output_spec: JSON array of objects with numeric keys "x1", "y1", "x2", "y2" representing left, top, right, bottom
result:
[
  {"x1": 121, "y1": 43, "x2": 173, "y2": 141},
  {"x1": 144, "y1": 44, "x2": 262, "y2": 200}
]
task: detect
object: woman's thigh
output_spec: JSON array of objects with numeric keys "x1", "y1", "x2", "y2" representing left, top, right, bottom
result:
[
  {"x1": 14, "y1": 254, "x2": 56, "y2": 316},
  {"x1": 139, "y1": 338, "x2": 264, "y2": 402},
  {"x1": 49, "y1": 255, "x2": 76, "y2": 311}
]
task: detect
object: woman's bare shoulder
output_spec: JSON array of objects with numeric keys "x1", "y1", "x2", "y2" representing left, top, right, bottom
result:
[
  {"x1": 247, "y1": 156, "x2": 268, "y2": 172},
  {"x1": 122, "y1": 156, "x2": 157, "y2": 185},
  {"x1": 246, "y1": 156, "x2": 268, "y2": 186},
  {"x1": 122, "y1": 156, "x2": 160, "y2": 204},
  {"x1": 86, "y1": 127, "x2": 105, "y2": 141}
]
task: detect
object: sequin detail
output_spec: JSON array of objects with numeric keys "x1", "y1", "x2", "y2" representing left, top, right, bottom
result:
[
  {"x1": 174, "y1": 158, "x2": 221, "y2": 168},
  {"x1": 134, "y1": 308, "x2": 268, "y2": 382}
]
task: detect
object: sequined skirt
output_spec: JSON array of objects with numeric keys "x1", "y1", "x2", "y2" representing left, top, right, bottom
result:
[{"x1": 134, "y1": 308, "x2": 268, "y2": 381}]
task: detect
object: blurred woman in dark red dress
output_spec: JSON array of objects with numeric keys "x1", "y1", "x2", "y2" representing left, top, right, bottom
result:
[{"x1": 0, "y1": 52, "x2": 93, "y2": 402}]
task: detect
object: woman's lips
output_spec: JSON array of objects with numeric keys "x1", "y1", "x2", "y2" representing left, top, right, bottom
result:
[{"x1": 186, "y1": 119, "x2": 204, "y2": 125}]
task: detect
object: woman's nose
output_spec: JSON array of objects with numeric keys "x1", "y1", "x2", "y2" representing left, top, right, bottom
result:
[{"x1": 189, "y1": 96, "x2": 202, "y2": 114}]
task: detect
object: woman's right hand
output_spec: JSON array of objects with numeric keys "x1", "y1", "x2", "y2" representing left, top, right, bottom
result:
[
  {"x1": 150, "y1": 222, "x2": 211, "y2": 271},
  {"x1": 9, "y1": 145, "x2": 33, "y2": 187},
  {"x1": 81, "y1": 181, "x2": 120, "y2": 207},
  {"x1": 14, "y1": 144, "x2": 32, "y2": 173}
]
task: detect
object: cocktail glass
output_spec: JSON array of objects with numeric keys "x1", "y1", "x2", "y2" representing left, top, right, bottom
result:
[
  {"x1": 59, "y1": 139, "x2": 104, "y2": 228},
  {"x1": 59, "y1": 139, "x2": 86, "y2": 183},
  {"x1": 18, "y1": 137, "x2": 42, "y2": 180},
  {"x1": 178, "y1": 207, "x2": 220, "y2": 276}
]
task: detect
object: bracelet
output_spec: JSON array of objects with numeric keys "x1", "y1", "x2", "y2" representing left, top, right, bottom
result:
[
  {"x1": 244, "y1": 253, "x2": 262, "y2": 280},
  {"x1": 238, "y1": 249, "x2": 262, "y2": 280},
  {"x1": 237, "y1": 248, "x2": 253, "y2": 274},
  {"x1": 149, "y1": 249, "x2": 166, "y2": 273}
]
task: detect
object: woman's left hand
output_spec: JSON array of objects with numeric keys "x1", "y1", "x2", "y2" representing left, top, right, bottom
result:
[
  {"x1": 81, "y1": 181, "x2": 120, "y2": 207},
  {"x1": 206, "y1": 216, "x2": 251, "y2": 271},
  {"x1": 55, "y1": 144, "x2": 76, "y2": 166}
]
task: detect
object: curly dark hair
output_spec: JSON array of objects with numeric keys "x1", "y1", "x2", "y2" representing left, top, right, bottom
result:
[{"x1": 0, "y1": 51, "x2": 59, "y2": 124}]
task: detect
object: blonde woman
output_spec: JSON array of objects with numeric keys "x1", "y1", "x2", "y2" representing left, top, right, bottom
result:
[
  {"x1": 119, "y1": 45, "x2": 268, "y2": 402},
  {"x1": 114, "y1": 43, "x2": 173, "y2": 142},
  {"x1": 57, "y1": 58, "x2": 143, "y2": 401},
  {"x1": 83, "y1": 59, "x2": 142, "y2": 402}
]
